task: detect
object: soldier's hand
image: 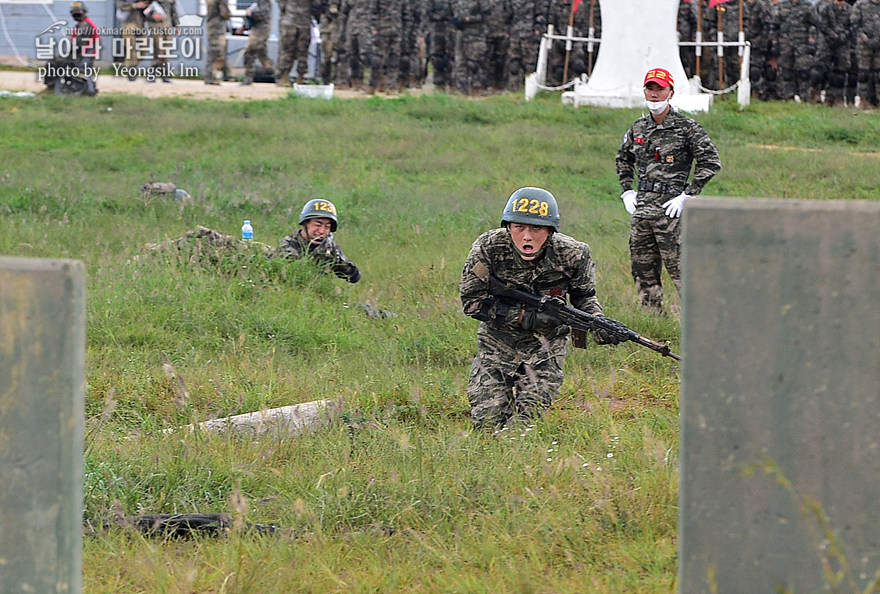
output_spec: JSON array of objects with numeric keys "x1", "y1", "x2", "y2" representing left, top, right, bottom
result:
[
  {"x1": 621, "y1": 190, "x2": 637, "y2": 215},
  {"x1": 520, "y1": 308, "x2": 558, "y2": 333},
  {"x1": 662, "y1": 192, "x2": 691, "y2": 218},
  {"x1": 591, "y1": 315, "x2": 627, "y2": 345}
]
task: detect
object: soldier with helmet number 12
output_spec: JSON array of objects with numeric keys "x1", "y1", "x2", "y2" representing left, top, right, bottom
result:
[
  {"x1": 459, "y1": 187, "x2": 621, "y2": 429},
  {"x1": 275, "y1": 199, "x2": 362, "y2": 283}
]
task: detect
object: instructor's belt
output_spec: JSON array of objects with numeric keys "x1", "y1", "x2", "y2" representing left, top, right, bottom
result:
[{"x1": 638, "y1": 180, "x2": 682, "y2": 195}]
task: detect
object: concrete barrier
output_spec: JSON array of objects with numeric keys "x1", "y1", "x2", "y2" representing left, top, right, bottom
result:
[
  {"x1": 679, "y1": 199, "x2": 880, "y2": 593},
  {"x1": 0, "y1": 257, "x2": 86, "y2": 594}
]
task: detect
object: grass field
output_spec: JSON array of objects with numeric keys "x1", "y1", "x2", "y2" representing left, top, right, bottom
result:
[{"x1": 1, "y1": 88, "x2": 878, "y2": 592}]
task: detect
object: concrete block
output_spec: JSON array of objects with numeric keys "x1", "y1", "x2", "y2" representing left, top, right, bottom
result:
[
  {"x1": 0, "y1": 257, "x2": 86, "y2": 594},
  {"x1": 679, "y1": 199, "x2": 880, "y2": 593}
]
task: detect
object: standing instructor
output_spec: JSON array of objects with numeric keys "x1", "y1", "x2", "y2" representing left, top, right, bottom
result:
[{"x1": 616, "y1": 67, "x2": 721, "y2": 314}]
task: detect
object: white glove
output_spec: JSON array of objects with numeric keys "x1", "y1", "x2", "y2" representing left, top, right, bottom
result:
[
  {"x1": 620, "y1": 190, "x2": 637, "y2": 215},
  {"x1": 662, "y1": 192, "x2": 691, "y2": 218}
]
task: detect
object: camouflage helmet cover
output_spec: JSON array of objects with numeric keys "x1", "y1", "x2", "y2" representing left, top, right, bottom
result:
[
  {"x1": 299, "y1": 199, "x2": 339, "y2": 232},
  {"x1": 501, "y1": 187, "x2": 560, "y2": 232},
  {"x1": 70, "y1": 0, "x2": 87, "y2": 12}
]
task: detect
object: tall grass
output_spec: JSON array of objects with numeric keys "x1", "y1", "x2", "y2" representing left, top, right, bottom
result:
[{"x1": 1, "y1": 88, "x2": 877, "y2": 592}]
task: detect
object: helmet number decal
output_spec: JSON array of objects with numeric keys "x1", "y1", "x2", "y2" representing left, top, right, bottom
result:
[
  {"x1": 313, "y1": 201, "x2": 337, "y2": 216},
  {"x1": 514, "y1": 198, "x2": 550, "y2": 217}
]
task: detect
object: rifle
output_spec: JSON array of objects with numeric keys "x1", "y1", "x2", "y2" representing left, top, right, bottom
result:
[{"x1": 488, "y1": 275, "x2": 680, "y2": 361}]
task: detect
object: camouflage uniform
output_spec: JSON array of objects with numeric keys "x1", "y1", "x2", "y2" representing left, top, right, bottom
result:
[
  {"x1": 342, "y1": 0, "x2": 371, "y2": 88},
  {"x1": 398, "y1": 0, "x2": 424, "y2": 88},
  {"x1": 616, "y1": 108, "x2": 721, "y2": 312},
  {"x1": 678, "y1": 0, "x2": 698, "y2": 79},
  {"x1": 116, "y1": 0, "x2": 147, "y2": 72},
  {"x1": 506, "y1": 0, "x2": 545, "y2": 91},
  {"x1": 424, "y1": 0, "x2": 455, "y2": 89},
  {"x1": 850, "y1": 0, "x2": 880, "y2": 106},
  {"x1": 147, "y1": 0, "x2": 179, "y2": 80},
  {"x1": 773, "y1": 0, "x2": 816, "y2": 100},
  {"x1": 204, "y1": 0, "x2": 231, "y2": 83},
  {"x1": 275, "y1": 231, "x2": 362, "y2": 282},
  {"x1": 484, "y1": 0, "x2": 510, "y2": 91},
  {"x1": 695, "y1": 0, "x2": 718, "y2": 87},
  {"x1": 318, "y1": 0, "x2": 342, "y2": 84},
  {"x1": 275, "y1": 0, "x2": 312, "y2": 85},
  {"x1": 242, "y1": 0, "x2": 274, "y2": 84},
  {"x1": 810, "y1": 0, "x2": 853, "y2": 105},
  {"x1": 453, "y1": 0, "x2": 489, "y2": 94},
  {"x1": 706, "y1": 0, "x2": 745, "y2": 90},
  {"x1": 460, "y1": 229, "x2": 603, "y2": 427},
  {"x1": 367, "y1": 0, "x2": 404, "y2": 92},
  {"x1": 744, "y1": 0, "x2": 774, "y2": 100}
]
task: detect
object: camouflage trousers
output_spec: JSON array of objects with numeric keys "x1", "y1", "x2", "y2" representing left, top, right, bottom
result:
[
  {"x1": 454, "y1": 27, "x2": 487, "y2": 95},
  {"x1": 243, "y1": 23, "x2": 274, "y2": 82},
  {"x1": 276, "y1": 20, "x2": 310, "y2": 84},
  {"x1": 629, "y1": 215, "x2": 681, "y2": 312},
  {"x1": 205, "y1": 22, "x2": 228, "y2": 81},
  {"x1": 147, "y1": 18, "x2": 172, "y2": 71},
  {"x1": 428, "y1": 22, "x2": 454, "y2": 88},
  {"x1": 777, "y1": 35, "x2": 813, "y2": 99},
  {"x1": 810, "y1": 42, "x2": 852, "y2": 105},
  {"x1": 467, "y1": 351, "x2": 564, "y2": 427},
  {"x1": 369, "y1": 28, "x2": 402, "y2": 92},
  {"x1": 507, "y1": 33, "x2": 540, "y2": 91},
  {"x1": 346, "y1": 26, "x2": 371, "y2": 83},
  {"x1": 121, "y1": 21, "x2": 148, "y2": 68},
  {"x1": 855, "y1": 41, "x2": 880, "y2": 105}
]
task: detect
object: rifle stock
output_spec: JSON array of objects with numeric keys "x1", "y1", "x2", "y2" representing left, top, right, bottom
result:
[{"x1": 488, "y1": 276, "x2": 680, "y2": 361}]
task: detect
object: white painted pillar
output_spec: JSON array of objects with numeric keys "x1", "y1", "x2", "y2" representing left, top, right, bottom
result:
[{"x1": 564, "y1": 0, "x2": 712, "y2": 111}]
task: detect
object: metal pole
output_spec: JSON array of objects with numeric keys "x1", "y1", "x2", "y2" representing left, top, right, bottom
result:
[{"x1": 562, "y1": 0, "x2": 578, "y2": 84}]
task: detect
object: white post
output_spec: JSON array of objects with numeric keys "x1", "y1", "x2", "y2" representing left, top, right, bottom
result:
[{"x1": 737, "y1": 43, "x2": 751, "y2": 108}]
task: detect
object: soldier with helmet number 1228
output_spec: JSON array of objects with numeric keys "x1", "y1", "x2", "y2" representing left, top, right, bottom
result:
[{"x1": 459, "y1": 187, "x2": 621, "y2": 429}]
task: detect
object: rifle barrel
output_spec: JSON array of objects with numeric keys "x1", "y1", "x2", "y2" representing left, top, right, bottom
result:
[{"x1": 487, "y1": 276, "x2": 680, "y2": 361}]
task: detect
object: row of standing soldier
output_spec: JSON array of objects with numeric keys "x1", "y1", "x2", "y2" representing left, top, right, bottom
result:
[
  {"x1": 679, "y1": 0, "x2": 880, "y2": 108},
  {"x1": 298, "y1": 0, "x2": 880, "y2": 105},
  {"x1": 200, "y1": 0, "x2": 604, "y2": 94},
  {"x1": 327, "y1": 0, "x2": 604, "y2": 94},
  {"x1": 178, "y1": 0, "x2": 880, "y2": 107}
]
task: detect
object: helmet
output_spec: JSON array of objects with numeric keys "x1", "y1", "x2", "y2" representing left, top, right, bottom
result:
[
  {"x1": 299, "y1": 199, "x2": 338, "y2": 232},
  {"x1": 70, "y1": 0, "x2": 87, "y2": 13},
  {"x1": 501, "y1": 187, "x2": 560, "y2": 232}
]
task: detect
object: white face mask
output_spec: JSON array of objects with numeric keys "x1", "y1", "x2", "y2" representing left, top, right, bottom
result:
[{"x1": 646, "y1": 100, "x2": 669, "y2": 114}]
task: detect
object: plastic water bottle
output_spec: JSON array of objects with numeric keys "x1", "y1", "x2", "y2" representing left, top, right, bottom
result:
[{"x1": 241, "y1": 219, "x2": 253, "y2": 241}]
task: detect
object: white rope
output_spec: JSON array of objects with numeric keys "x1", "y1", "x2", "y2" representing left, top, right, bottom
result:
[
  {"x1": 694, "y1": 79, "x2": 741, "y2": 96},
  {"x1": 536, "y1": 78, "x2": 580, "y2": 92}
]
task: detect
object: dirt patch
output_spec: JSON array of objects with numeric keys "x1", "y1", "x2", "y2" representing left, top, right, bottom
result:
[{"x1": 0, "y1": 66, "x2": 419, "y2": 101}]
